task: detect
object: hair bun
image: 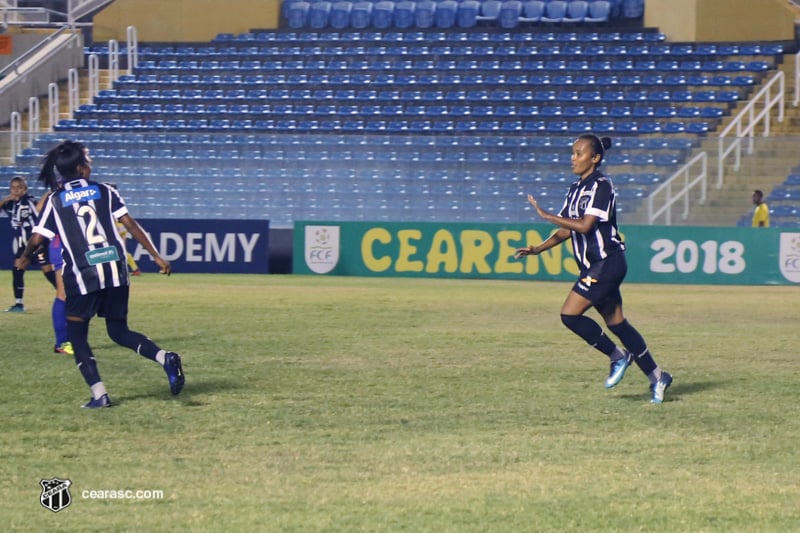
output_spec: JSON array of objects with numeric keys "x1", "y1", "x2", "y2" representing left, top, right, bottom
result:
[{"x1": 600, "y1": 137, "x2": 612, "y2": 151}]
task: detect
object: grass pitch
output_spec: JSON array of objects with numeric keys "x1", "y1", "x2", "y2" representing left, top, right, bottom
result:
[{"x1": 1, "y1": 272, "x2": 798, "y2": 532}]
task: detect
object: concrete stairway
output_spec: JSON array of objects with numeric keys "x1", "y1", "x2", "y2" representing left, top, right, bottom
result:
[{"x1": 658, "y1": 53, "x2": 800, "y2": 227}]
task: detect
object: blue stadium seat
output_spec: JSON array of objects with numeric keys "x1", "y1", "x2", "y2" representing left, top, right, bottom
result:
[
  {"x1": 477, "y1": 0, "x2": 502, "y2": 22},
  {"x1": 394, "y1": 0, "x2": 415, "y2": 27},
  {"x1": 521, "y1": 0, "x2": 545, "y2": 21},
  {"x1": 347, "y1": 1, "x2": 371, "y2": 27},
  {"x1": 309, "y1": 1, "x2": 332, "y2": 28},
  {"x1": 564, "y1": 0, "x2": 588, "y2": 22},
  {"x1": 285, "y1": 2, "x2": 309, "y2": 28},
  {"x1": 415, "y1": 0, "x2": 436, "y2": 28},
  {"x1": 584, "y1": 0, "x2": 610, "y2": 22},
  {"x1": 435, "y1": 0, "x2": 458, "y2": 28},
  {"x1": 457, "y1": 0, "x2": 479, "y2": 27},
  {"x1": 541, "y1": 0, "x2": 567, "y2": 22},
  {"x1": 329, "y1": 1, "x2": 353, "y2": 28},
  {"x1": 499, "y1": 0, "x2": 523, "y2": 28},
  {"x1": 372, "y1": 1, "x2": 394, "y2": 28}
]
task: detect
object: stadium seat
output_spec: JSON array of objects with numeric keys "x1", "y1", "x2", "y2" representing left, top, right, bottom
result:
[
  {"x1": 455, "y1": 0, "x2": 479, "y2": 27},
  {"x1": 521, "y1": 0, "x2": 545, "y2": 22},
  {"x1": 584, "y1": 0, "x2": 610, "y2": 22},
  {"x1": 394, "y1": 0, "x2": 415, "y2": 27},
  {"x1": 563, "y1": 0, "x2": 588, "y2": 22},
  {"x1": 541, "y1": 0, "x2": 567, "y2": 22},
  {"x1": 348, "y1": 1, "x2": 372, "y2": 27},
  {"x1": 435, "y1": 0, "x2": 458, "y2": 28},
  {"x1": 415, "y1": 0, "x2": 436, "y2": 28},
  {"x1": 371, "y1": 1, "x2": 393, "y2": 27},
  {"x1": 499, "y1": 0, "x2": 523, "y2": 28},
  {"x1": 308, "y1": 1, "x2": 332, "y2": 28},
  {"x1": 286, "y1": 1, "x2": 310, "y2": 28},
  {"x1": 476, "y1": 0, "x2": 502, "y2": 22},
  {"x1": 329, "y1": 1, "x2": 352, "y2": 29}
]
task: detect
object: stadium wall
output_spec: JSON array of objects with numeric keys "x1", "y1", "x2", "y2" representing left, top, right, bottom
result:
[
  {"x1": 645, "y1": 0, "x2": 795, "y2": 42},
  {"x1": 91, "y1": 0, "x2": 280, "y2": 43},
  {"x1": 93, "y1": 0, "x2": 796, "y2": 43}
]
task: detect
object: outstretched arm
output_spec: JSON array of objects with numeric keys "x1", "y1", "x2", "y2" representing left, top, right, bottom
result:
[
  {"x1": 526, "y1": 193, "x2": 599, "y2": 234},
  {"x1": 118, "y1": 213, "x2": 171, "y2": 275},
  {"x1": 515, "y1": 228, "x2": 571, "y2": 259}
]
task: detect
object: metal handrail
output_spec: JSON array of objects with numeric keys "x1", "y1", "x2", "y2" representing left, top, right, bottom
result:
[
  {"x1": 0, "y1": 25, "x2": 71, "y2": 80},
  {"x1": 716, "y1": 71, "x2": 784, "y2": 187},
  {"x1": 647, "y1": 152, "x2": 708, "y2": 225}
]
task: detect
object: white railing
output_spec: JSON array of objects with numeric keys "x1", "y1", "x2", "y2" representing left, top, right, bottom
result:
[
  {"x1": 126, "y1": 25, "x2": 138, "y2": 74},
  {"x1": 67, "y1": 0, "x2": 115, "y2": 24},
  {"x1": 794, "y1": 50, "x2": 799, "y2": 108},
  {"x1": 647, "y1": 152, "x2": 708, "y2": 225},
  {"x1": 716, "y1": 71, "x2": 785, "y2": 187}
]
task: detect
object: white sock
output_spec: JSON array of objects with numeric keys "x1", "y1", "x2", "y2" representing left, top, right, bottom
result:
[
  {"x1": 91, "y1": 382, "x2": 108, "y2": 400},
  {"x1": 647, "y1": 367, "x2": 662, "y2": 385},
  {"x1": 155, "y1": 350, "x2": 166, "y2": 366}
]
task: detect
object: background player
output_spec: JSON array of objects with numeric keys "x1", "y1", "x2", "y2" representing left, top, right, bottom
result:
[{"x1": 1, "y1": 176, "x2": 53, "y2": 312}]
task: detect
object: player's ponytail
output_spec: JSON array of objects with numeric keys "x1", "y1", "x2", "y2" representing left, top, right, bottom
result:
[{"x1": 38, "y1": 140, "x2": 89, "y2": 190}]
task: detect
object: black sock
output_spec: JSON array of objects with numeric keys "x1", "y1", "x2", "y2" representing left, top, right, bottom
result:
[
  {"x1": 12, "y1": 268, "x2": 24, "y2": 300},
  {"x1": 68, "y1": 320, "x2": 102, "y2": 387},
  {"x1": 609, "y1": 320, "x2": 657, "y2": 376},
  {"x1": 561, "y1": 314, "x2": 618, "y2": 357},
  {"x1": 105, "y1": 319, "x2": 161, "y2": 361}
]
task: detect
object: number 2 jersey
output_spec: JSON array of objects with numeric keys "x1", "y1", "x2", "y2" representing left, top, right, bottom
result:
[
  {"x1": 558, "y1": 170, "x2": 625, "y2": 272},
  {"x1": 33, "y1": 179, "x2": 130, "y2": 297}
]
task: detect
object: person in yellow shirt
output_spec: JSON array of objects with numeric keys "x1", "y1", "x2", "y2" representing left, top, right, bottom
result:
[{"x1": 751, "y1": 190, "x2": 769, "y2": 228}]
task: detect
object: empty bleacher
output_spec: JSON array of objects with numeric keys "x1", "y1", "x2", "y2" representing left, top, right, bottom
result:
[{"x1": 3, "y1": 27, "x2": 790, "y2": 227}]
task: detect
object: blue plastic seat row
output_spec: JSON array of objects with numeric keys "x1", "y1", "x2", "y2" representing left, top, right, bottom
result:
[
  {"x1": 134, "y1": 41, "x2": 778, "y2": 60},
  {"x1": 119, "y1": 71, "x2": 757, "y2": 90},
  {"x1": 211, "y1": 27, "x2": 667, "y2": 43},
  {"x1": 95, "y1": 86, "x2": 743, "y2": 104},
  {"x1": 285, "y1": 0, "x2": 621, "y2": 29},
  {"x1": 56, "y1": 116, "x2": 711, "y2": 135},
  {"x1": 77, "y1": 101, "x2": 726, "y2": 121}
]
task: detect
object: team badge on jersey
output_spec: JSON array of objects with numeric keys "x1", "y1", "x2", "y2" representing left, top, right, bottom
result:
[
  {"x1": 305, "y1": 225, "x2": 340, "y2": 274},
  {"x1": 40, "y1": 478, "x2": 72, "y2": 513},
  {"x1": 779, "y1": 232, "x2": 800, "y2": 283},
  {"x1": 61, "y1": 185, "x2": 101, "y2": 206}
]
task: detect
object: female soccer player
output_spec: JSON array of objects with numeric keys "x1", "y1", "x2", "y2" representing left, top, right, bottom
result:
[
  {"x1": 16, "y1": 140, "x2": 184, "y2": 408},
  {"x1": 1, "y1": 176, "x2": 45, "y2": 312},
  {"x1": 515, "y1": 134, "x2": 673, "y2": 403}
]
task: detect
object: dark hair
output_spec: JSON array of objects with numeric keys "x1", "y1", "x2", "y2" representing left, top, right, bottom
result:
[
  {"x1": 38, "y1": 140, "x2": 89, "y2": 191},
  {"x1": 576, "y1": 134, "x2": 612, "y2": 165},
  {"x1": 753, "y1": 189, "x2": 763, "y2": 198}
]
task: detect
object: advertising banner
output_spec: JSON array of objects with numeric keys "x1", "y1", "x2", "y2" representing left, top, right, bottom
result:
[
  {"x1": 294, "y1": 221, "x2": 800, "y2": 285},
  {"x1": 0, "y1": 219, "x2": 270, "y2": 274}
]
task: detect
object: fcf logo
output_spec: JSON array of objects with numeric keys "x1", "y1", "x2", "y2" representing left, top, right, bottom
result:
[
  {"x1": 40, "y1": 478, "x2": 72, "y2": 512},
  {"x1": 305, "y1": 225, "x2": 340, "y2": 274},
  {"x1": 779, "y1": 232, "x2": 800, "y2": 283}
]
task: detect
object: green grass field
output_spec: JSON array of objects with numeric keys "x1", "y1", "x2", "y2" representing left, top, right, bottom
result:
[{"x1": 1, "y1": 272, "x2": 798, "y2": 532}]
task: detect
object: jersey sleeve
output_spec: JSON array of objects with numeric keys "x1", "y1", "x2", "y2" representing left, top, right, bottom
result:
[
  {"x1": 584, "y1": 179, "x2": 613, "y2": 221},
  {"x1": 107, "y1": 184, "x2": 129, "y2": 220},
  {"x1": 33, "y1": 196, "x2": 56, "y2": 240}
]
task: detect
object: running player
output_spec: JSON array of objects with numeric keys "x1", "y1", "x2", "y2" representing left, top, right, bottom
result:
[
  {"x1": 515, "y1": 134, "x2": 673, "y2": 404},
  {"x1": 15, "y1": 140, "x2": 184, "y2": 408}
]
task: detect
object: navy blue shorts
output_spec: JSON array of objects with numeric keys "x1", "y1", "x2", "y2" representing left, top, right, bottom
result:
[
  {"x1": 66, "y1": 285, "x2": 130, "y2": 321},
  {"x1": 572, "y1": 252, "x2": 627, "y2": 313}
]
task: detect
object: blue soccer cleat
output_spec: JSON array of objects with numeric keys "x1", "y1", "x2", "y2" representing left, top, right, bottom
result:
[
  {"x1": 605, "y1": 351, "x2": 633, "y2": 389},
  {"x1": 650, "y1": 371, "x2": 673, "y2": 404},
  {"x1": 82, "y1": 394, "x2": 112, "y2": 409},
  {"x1": 5, "y1": 304, "x2": 25, "y2": 313},
  {"x1": 164, "y1": 352, "x2": 185, "y2": 395}
]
